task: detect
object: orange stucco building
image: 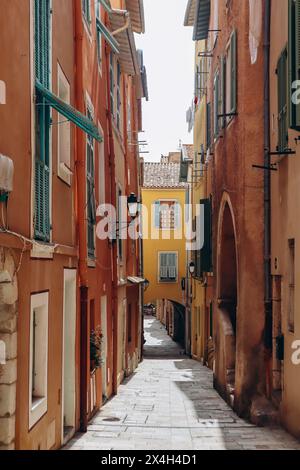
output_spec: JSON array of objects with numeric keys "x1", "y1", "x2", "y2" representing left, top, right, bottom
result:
[{"x1": 0, "y1": 0, "x2": 147, "y2": 450}]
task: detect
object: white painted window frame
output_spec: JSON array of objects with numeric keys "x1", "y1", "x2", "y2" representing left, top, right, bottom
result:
[
  {"x1": 157, "y1": 251, "x2": 179, "y2": 284},
  {"x1": 57, "y1": 63, "x2": 72, "y2": 185},
  {"x1": 29, "y1": 292, "x2": 49, "y2": 430}
]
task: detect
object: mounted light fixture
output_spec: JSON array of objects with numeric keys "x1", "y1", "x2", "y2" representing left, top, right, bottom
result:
[
  {"x1": 127, "y1": 192, "x2": 139, "y2": 219},
  {"x1": 189, "y1": 261, "x2": 195, "y2": 275}
]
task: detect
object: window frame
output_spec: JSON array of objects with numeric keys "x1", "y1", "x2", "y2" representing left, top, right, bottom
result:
[
  {"x1": 57, "y1": 64, "x2": 71, "y2": 185},
  {"x1": 86, "y1": 96, "x2": 96, "y2": 261},
  {"x1": 29, "y1": 292, "x2": 49, "y2": 430},
  {"x1": 158, "y1": 251, "x2": 179, "y2": 284},
  {"x1": 154, "y1": 199, "x2": 180, "y2": 231}
]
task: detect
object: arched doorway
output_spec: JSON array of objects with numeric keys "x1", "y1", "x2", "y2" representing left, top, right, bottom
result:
[{"x1": 215, "y1": 197, "x2": 238, "y2": 406}]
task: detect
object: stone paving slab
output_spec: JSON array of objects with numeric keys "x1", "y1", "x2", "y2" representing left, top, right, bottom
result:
[{"x1": 65, "y1": 317, "x2": 300, "y2": 451}]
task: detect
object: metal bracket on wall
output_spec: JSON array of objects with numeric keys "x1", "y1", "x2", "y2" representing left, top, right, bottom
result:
[
  {"x1": 268, "y1": 150, "x2": 296, "y2": 156},
  {"x1": 252, "y1": 164, "x2": 278, "y2": 172}
]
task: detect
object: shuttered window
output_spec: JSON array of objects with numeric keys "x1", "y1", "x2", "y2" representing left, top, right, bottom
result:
[
  {"x1": 194, "y1": 199, "x2": 213, "y2": 279},
  {"x1": 206, "y1": 102, "x2": 211, "y2": 150},
  {"x1": 159, "y1": 253, "x2": 178, "y2": 282},
  {"x1": 110, "y1": 53, "x2": 114, "y2": 115},
  {"x1": 213, "y1": 72, "x2": 220, "y2": 138},
  {"x1": 220, "y1": 56, "x2": 226, "y2": 129},
  {"x1": 230, "y1": 30, "x2": 237, "y2": 114},
  {"x1": 116, "y1": 62, "x2": 121, "y2": 130},
  {"x1": 87, "y1": 108, "x2": 96, "y2": 259},
  {"x1": 154, "y1": 201, "x2": 180, "y2": 230},
  {"x1": 288, "y1": 0, "x2": 300, "y2": 130},
  {"x1": 34, "y1": 0, "x2": 51, "y2": 242},
  {"x1": 277, "y1": 48, "x2": 289, "y2": 151},
  {"x1": 82, "y1": 0, "x2": 91, "y2": 24},
  {"x1": 200, "y1": 198, "x2": 213, "y2": 274}
]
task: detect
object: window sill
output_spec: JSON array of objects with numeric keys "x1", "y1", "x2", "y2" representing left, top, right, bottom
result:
[
  {"x1": 87, "y1": 258, "x2": 96, "y2": 268},
  {"x1": 58, "y1": 163, "x2": 72, "y2": 186},
  {"x1": 31, "y1": 243, "x2": 54, "y2": 260},
  {"x1": 29, "y1": 396, "x2": 47, "y2": 430}
]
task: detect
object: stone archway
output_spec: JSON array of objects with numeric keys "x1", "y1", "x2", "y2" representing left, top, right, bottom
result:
[
  {"x1": 0, "y1": 248, "x2": 18, "y2": 450},
  {"x1": 214, "y1": 195, "x2": 238, "y2": 407}
]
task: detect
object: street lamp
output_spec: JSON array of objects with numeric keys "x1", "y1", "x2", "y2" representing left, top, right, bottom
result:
[
  {"x1": 127, "y1": 193, "x2": 139, "y2": 219},
  {"x1": 189, "y1": 261, "x2": 195, "y2": 276}
]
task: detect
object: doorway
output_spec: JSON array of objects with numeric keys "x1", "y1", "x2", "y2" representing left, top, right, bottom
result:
[
  {"x1": 101, "y1": 296, "x2": 108, "y2": 401},
  {"x1": 61, "y1": 269, "x2": 77, "y2": 445}
]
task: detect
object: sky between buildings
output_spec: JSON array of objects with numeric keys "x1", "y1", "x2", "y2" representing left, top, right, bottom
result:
[{"x1": 135, "y1": 0, "x2": 194, "y2": 162}]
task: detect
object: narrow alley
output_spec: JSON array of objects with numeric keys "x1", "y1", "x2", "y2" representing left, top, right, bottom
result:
[{"x1": 65, "y1": 317, "x2": 300, "y2": 451}]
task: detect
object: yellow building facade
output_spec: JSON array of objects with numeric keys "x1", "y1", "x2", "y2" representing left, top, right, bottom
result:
[{"x1": 142, "y1": 159, "x2": 187, "y2": 346}]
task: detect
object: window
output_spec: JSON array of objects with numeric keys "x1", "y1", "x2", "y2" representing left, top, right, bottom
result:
[
  {"x1": 159, "y1": 252, "x2": 178, "y2": 283},
  {"x1": 29, "y1": 292, "x2": 49, "y2": 429},
  {"x1": 57, "y1": 65, "x2": 71, "y2": 185},
  {"x1": 288, "y1": 0, "x2": 300, "y2": 130},
  {"x1": 206, "y1": 102, "x2": 212, "y2": 150},
  {"x1": 34, "y1": 0, "x2": 51, "y2": 242},
  {"x1": 193, "y1": 198, "x2": 212, "y2": 279},
  {"x1": 82, "y1": 0, "x2": 91, "y2": 24},
  {"x1": 117, "y1": 187, "x2": 123, "y2": 261},
  {"x1": 154, "y1": 200, "x2": 180, "y2": 230},
  {"x1": 96, "y1": 2, "x2": 102, "y2": 69},
  {"x1": 98, "y1": 131, "x2": 105, "y2": 206},
  {"x1": 213, "y1": 71, "x2": 220, "y2": 138},
  {"x1": 288, "y1": 239, "x2": 295, "y2": 333},
  {"x1": 110, "y1": 53, "x2": 114, "y2": 115},
  {"x1": 86, "y1": 104, "x2": 96, "y2": 259},
  {"x1": 277, "y1": 49, "x2": 288, "y2": 151},
  {"x1": 127, "y1": 304, "x2": 132, "y2": 343},
  {"x1": 116, "y1": 61, "x2": 121, "y2": 130},
  {"x1": 226, "y1": 30, "x2": 237, "y2": 117}
]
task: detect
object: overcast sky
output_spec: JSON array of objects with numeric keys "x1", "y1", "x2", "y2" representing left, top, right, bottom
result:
[{"x1": 135, "y1": 0, "x2": 194, "y2": 162}]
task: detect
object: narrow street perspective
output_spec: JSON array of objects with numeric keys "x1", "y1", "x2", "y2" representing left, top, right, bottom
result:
[
  {"x1": 1, "y1": 0, "x2": 300, "y2": 457},
  {"x1": 65, "y1": 316, "x2": 300, "y2": 450}
]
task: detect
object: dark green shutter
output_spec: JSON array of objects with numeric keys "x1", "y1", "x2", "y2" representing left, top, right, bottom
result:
[
  {"x1": 214, "y1": 73, "x2": 220, "y2": 138},
  {"x1": 34, "y1": 0, "x2": 51, "y2": 242},
  {"x1": 288, "y1": 0, "x2": 300, "y2": 130},
  {"x1": 200, "y1": 198, "x2": 212, "y2": 274},
  {"x1": 206, "y1": 102, "x2": 211, "y2": 150},
  {"x1": 277, "y1": 49, "x2": 288, "y2": 151},
  {"x1": 87, "y1": 111, "x2": 96, "y2": 258},
  {"x1": 230, "y1": 30, "x2": 237, "y2": 114},
  {"x1": 35, "y1": 0, "x2": 50, "y2": 88},
  {"x1": 220, "y1": 56, "x2": 226, "y2": 128}
]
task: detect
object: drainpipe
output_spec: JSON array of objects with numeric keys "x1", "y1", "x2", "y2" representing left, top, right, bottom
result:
[
  {"x1": 263, "y1": 0, "x2": 272, "y2": 388},
  {"x1": 74, "y1": 0, "x2": 88, "y2": 432},
  {"x1": 105, "y1": 37, "x2": 119, "y2": 396}
]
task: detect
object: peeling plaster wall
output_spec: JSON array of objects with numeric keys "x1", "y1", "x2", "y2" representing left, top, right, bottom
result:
[{"x1": 0, "y1": 248, "x2": 17, "y2": 450}]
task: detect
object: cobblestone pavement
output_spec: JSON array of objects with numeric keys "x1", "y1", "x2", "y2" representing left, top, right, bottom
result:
[{"x1": 65, "y1": 317, "x2": 300, "y2": 450}]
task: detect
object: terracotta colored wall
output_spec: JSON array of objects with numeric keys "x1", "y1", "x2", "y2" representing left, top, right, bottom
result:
[
  {"x1": 211, "y1": 0, "x2": 265, "y2": 415},
  {"x1": 0, "y1": 0, "x2": 79, "y2": 449},
  {"x1": 270, "y1": 0, "x2": 300, "y2": 439}
]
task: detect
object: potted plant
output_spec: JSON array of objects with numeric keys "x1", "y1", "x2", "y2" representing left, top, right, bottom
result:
[{"x1": 90, "y1": 325, "x2": 103, "y2": 372}]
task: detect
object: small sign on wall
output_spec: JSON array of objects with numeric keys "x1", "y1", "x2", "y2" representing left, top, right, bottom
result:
[{"x1": 0, "y1": 80, "x2": 6, "y2": 104}]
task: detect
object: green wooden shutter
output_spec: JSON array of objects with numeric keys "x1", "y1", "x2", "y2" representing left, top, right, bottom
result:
[
  {"x1": 34, "y1": 0, "x2": 51, "y2": 242},
  {"x1": 87, "y1": 122, "x2": 96, "y2": 258},
  {"x1": 206, "y1": 102, "x2": 211, "y2": 150},
  {"x1": 288, "y1": 0, "x2": 300, "y2": 130},
  {"x1": 213, "y1": 73, "x2": 220, "y2": 138},
  {"x1": 35, "y1": 0, "x2": 50, "y2": 88},
  {"x1": 200, "y1": 198, "x2": 212, "y2": 274},
  {"x1": 220, "y1": 56, "x2": 226, "y2": 128},
  {"x1": 230, "y1": 30, "x2": 237, "y2": 114},
  {"x1": 277, "y1": 49, "x2": 288, "y2": 151}
]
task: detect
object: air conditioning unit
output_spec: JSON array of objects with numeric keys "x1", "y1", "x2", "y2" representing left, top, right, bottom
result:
[{"x1": 0, "y1": 155, "x2": 14, "y2": 196}]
